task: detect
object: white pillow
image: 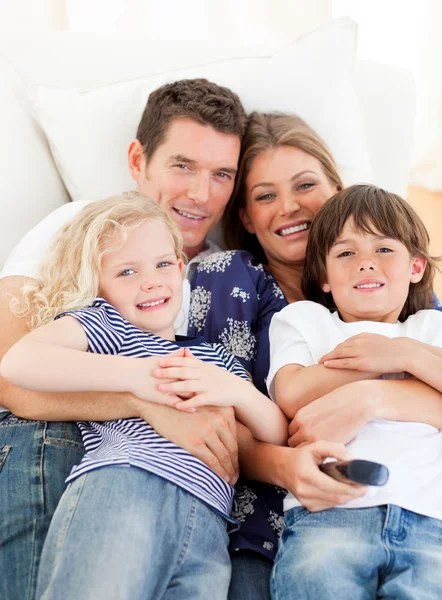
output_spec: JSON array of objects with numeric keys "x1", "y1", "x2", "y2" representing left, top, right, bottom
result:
[{"x1": 32, "y1": 17, "x2": 371, "y2": 203}]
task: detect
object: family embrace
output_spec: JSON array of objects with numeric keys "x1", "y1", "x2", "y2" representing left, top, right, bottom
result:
[{"x1": 1, "y1": 78, "x2": 442, "y2": 600}]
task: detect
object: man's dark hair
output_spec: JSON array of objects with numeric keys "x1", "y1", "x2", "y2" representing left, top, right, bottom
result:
[{"x1": 136, "y1": 78, "x2": 247, "y2": 164}]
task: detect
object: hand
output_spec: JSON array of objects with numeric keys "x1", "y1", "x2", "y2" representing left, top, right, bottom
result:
[
  {"x1": 279, "y1": 441, "x2": 367, "y2": 512},
  {"x1": 136, "y1": 401, "x2": 239, "y2": 484},
  {"x1": 319, "y1": 333, "x2": 413, "y2": 374},
  {"x1": 153, "y1": 348, "x2": 250, "y2": 412},
  {"x1": 130, "y1": 348, "x2": 185, "y2": 405},
  {"x1": 288, "y1": 380, "x2": 373, "y2": 447}
]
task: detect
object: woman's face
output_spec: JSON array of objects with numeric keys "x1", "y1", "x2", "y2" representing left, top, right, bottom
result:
[{"x1": 241, "y1": 145, "x2": 339, "y2": 267}]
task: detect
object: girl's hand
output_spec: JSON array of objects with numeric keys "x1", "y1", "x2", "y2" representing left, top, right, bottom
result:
[
  {"x1": 153, "y1": 348, "x2": 250, "y2": 412},
  {"x1": 319, "y1": 333, "x2": 413, "y2": 374},
  {"x1": 130, "y1": 349, "x2": 185, "y2": 405},
  {"x1": 288, "y1": 380, "x2": 374, "y2": 447},
  {"x1": 281, "y1": 441, "x2": 367, "y2": 511}
]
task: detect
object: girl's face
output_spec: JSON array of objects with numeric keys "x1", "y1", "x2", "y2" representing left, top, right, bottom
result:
[
  {"x1": 241, "y1": 145, "x2": 338, "y2": 267},
  {"x1": 321, "y1": 218, "x2": 426, "y2": 323},
  {"x1": 99, "y1": 219, "x2": 184, "y2": 339}
]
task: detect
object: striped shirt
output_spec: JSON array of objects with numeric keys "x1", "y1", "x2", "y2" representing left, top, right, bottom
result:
[{"x1": 57, "y1": 298, "x2": 250, "y2": 524}]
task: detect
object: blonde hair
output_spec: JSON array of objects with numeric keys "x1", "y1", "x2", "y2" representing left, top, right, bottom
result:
[{"x1": 13, "y1": 192, "x2": 185, "y2": 329}]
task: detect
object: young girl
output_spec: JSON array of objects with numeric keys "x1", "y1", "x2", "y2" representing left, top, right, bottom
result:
[
  {"x1": 0, "y1": 193, "x2": 287, "y2": 600},
  {"x1": 266, "y1": 184, "x2": 442, "y2": 599}
]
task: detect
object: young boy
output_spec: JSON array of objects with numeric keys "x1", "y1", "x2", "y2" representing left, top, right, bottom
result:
[{"x1": 268, "y1": 184, "x2": 442, "y2": 600}]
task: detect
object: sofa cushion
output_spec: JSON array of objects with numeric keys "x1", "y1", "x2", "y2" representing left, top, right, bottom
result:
[{"x1": 31, "y1": 18, "x2": 371, "y2": 203}]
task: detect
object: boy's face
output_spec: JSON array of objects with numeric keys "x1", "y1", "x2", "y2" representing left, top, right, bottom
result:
[
  {"x1": 129, "y1": 118, "x2": 241, "y2": 260},
  {"x1": 321, "y1": 218, "x2": 426, "y2": 323},
  {"x1": 99, "y1": 219, "x2": 184, "y2": 340}
]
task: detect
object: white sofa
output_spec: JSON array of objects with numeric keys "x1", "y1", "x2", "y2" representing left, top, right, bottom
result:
[{"x1": 0, "y1": 18, "x2": 415, "y2": 270}]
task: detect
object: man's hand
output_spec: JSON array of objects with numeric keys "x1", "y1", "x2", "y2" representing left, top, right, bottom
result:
[
  {"x1": 278, "y1": 441, "x2": 367, "y2": 512},
  {"x1": 136, "y1": 401, "x2": 239, "y2": 484},
  {"x1": 319, "y1": 333, "x2": 413, "y2": 374},
  {"x1": 288, "y1": 380, "x2": 374, "y2": 448}
]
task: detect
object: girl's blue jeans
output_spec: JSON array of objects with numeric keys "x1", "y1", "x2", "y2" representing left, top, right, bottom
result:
[
  {"x1": 36, "y1": 466, "x2": 231, "y2": 599},
  {"x1": 271, "y1": 504, "x2": 442, "y2": 600}
]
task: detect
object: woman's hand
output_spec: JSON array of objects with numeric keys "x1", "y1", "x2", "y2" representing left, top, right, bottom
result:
[
  {"x1": 153, "y1": 348, "x2": 251, "y2": 412},
  {"x1": 279, "y1": 441, "x2": 367, "y2": 512},
  {"x1": 319, "y1": 333, "x2": 414, "y2": 374},
  {"x1": 288, "y1": 380, "x2": 374, "y2": 447}
]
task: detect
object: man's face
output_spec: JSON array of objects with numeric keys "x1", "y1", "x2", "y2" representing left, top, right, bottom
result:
[{"x1": 129, "y1": 118, "x2": 241, "y2": 259}]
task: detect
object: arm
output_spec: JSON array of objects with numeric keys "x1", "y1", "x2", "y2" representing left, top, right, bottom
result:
[
  {"x1": 0, "y1": 276, "x2": 239, "y2": 482},
  {"x1": 320, "y1": 334, "x2": 442, "y2": 394},
  {"x1": 155, "y1": 349, "x2": 288, "y2": 445},
  {"x1": 236, "y1": 423, "x2": 367, "y2": 511},
  {"x1": 1, "y1": 313, "x2": 183, "y2": 404},
  {"x1": 275, "y1": 362, "x2": 379, "y2": 419},
  {"x1": 0, "y1": 277, "x2": 145, "y2": 420},
  {"x1": 288, "y1": 377, "x2": 442, "y2": 447}
]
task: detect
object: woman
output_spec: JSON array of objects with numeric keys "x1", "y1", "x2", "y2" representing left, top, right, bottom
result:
[{"x1": 188, "y1": 112, "x2": 442, "y2": 600}]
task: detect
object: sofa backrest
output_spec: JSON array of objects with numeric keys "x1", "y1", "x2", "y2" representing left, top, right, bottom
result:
[{"x1": 0, "y1": 18, "x2": 415, "y2": 268}]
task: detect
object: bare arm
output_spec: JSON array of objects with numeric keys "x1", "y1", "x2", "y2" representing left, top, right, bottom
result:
[
  {"x1": 1, "y1": 314, "x2": 184, "y2": 407},
  {"x1": 275, "y1": 362, "x2": 379, "y2": 420},
  {"x1": 236, "y1": 423, "x2": 366, "y2": 511},
  {"x1": 0, "y1": 276, "x2": 239, "y2": 482},
  {"x1": 155, "y1": 350, "x2": 288, "y2": 445},
  {"x1": 0, "y1": 277, "x2": 144, "y2": 420},
  {"x1": 288, "y1": 376, "x2": 442, "y2": 448}
]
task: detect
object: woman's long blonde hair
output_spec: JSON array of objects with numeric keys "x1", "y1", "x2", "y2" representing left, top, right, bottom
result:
[{"x1": 13, "y1": 192, "x2": 185, "y2": 329}]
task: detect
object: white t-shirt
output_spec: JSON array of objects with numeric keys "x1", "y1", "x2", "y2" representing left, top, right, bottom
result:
[
  {"x1": 268, "y1": 300, "x2": 442, "y2": 520},
  {"x1": 0, "y1": 200, "x2": 221, "y2": 412}
]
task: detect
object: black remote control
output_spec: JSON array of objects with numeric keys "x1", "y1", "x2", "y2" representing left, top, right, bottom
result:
[{"x1": 320, "y1": 459, "x2": 389, "y2": 486}]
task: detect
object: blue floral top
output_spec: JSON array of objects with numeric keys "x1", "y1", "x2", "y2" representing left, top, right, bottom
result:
[
  {"x1": 188, "y1": 249, "x2": 442, "y2": 561},
  {"x1": 188, "y1": 250, "x2": 287, "y2": 560}
]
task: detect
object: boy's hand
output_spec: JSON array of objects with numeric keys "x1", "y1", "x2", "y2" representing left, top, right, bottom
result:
[
  {"x1": 319, "y1": 333, "x2": 413, "y2": 374},
  {"x1": 153, "y1": 348, "x2": 249, "y2": 412}
]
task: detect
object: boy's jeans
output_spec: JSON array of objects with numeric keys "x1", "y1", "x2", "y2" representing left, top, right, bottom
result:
[
  {"x1": 0, "y1": 413, "x2": 84, "y2": 600},
  {"x1": 37, "y1": 466, "x2": 231, "y2": 600},
  {"x1": 271, "y1": 504, "x2": 442, "y2": 600}
]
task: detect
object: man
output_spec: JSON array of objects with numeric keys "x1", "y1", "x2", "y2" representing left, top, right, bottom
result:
[{"x1": 0, "y1": 78, "x2": 246, "y2": 600}]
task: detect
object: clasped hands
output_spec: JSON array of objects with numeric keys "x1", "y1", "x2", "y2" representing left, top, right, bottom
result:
[{"x1": 131, "y1": 347, "x2": 249, "y2": 413}]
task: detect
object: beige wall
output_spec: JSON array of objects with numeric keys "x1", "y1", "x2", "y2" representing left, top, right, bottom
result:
[{"x1": 407, "y1": 185, "x2": 442, "y2": 298}]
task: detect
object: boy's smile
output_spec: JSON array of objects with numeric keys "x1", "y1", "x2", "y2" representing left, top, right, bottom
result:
[{"x1": 322, "y1": 219, "x2": 426, "y2": 323}]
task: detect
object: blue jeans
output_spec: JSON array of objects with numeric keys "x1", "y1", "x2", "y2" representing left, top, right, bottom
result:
[
  {"x1": 229, "y1": 550, "x2": 272, "y2": 600},
  {"x1": 0, "y1": 413, "x2": 83, "y2": 600},
  {"x1": 37, "y1": 466, "x2": 231, "y2": 600},
  {"x1": 271, "y1": 504, "x2": 442, "y2": 600}
]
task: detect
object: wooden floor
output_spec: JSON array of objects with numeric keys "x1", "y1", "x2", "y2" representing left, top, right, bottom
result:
[{"x1": 407, "y1": 185, "x2": 442, "y2": 298}]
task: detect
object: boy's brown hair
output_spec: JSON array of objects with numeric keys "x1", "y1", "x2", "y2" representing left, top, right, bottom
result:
[
  {"x1": 302, "y1": 184, "x2": 439, "y2": 321},
  {"x1": 136, "y1": 78, "x2": 247, "y2": 165}
]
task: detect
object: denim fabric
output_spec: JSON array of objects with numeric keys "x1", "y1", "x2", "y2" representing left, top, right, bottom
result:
[
  {"x1": 229, "y1": 550, "x2": 272, "y2": 600},
  {"x1": 0, "y1": 413, "x2": 83, "y2": 600},
  {"x1": 37, "y1": 466, "x2": 231, "y2": 600},
  {"x1": 271, "y1": 504, "x2": 442, "y2": 600}
]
